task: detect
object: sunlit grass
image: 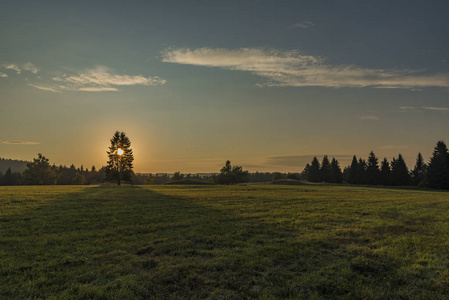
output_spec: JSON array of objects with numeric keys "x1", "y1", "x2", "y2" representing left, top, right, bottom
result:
[{"x1": 1, "y1": 185, "x2": 449, "y2": 298}]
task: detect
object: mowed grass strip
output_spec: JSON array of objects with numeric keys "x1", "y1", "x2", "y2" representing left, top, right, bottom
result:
[{"x1": 1, "y1": 185, "x2": 449, "y2": 299}]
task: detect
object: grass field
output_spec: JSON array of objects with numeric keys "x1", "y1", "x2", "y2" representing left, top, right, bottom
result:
[{"x1": 1, "y1": 184, "x2": 449, "y2": 299}]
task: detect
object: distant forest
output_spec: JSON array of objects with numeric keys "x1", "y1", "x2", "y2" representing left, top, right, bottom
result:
[
  {"x1": 0, "y1": 158, "x2": 28, "y2": 173},
  {"x1": 301, "y1": 140, "x2": 449, "y2": 190},
  {"x1": 0, "y1": 155, "x2": 300, "y2": 186},
  {"x1": 1, "y1": 140, "x2": 448, "y2": 190}
]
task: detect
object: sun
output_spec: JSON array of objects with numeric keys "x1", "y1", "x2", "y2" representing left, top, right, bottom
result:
[{"x1": 117, "y1": 148, "x2": 124, "y2": 155}]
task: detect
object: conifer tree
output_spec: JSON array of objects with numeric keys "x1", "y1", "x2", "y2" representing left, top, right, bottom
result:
[
  {"x1": 320, "y1": 155, "x2": 333, "y2": 182},
  {"x1": 347, "y1": 156, "x2": 359, "y2": 184},
  {"x1": 380, "y1": 158, "x2": 391, "y2": 185},
  {"x1": 411, "y1": 152, "x2": 426, "y2": 186},
  {"x1": 106, "y1": 131, "x2": 134, "y2": 185},
  {"x1": 3, "y1": 167, "x2": 13, "y2": 185},
  {"x1": 426, "y1": 141, "x2": 449, "y2": 189},
  {"x1": 366, "y1": 151, "x2": 380, "y2": 185},
  {"x1": 357, "y1": 158, "x2": 367, "y2": 184},
  {"x1": 331, "y1": 158, "x2": 343, "y2": 183},
  {"x1": 391, "y1": 154, "x2": 410, "y2": 186},
  {"x1": 301, "y1": 163, "x2": 311, "y2": 181},
  {"x1": 308, "y1": 157, "x2": 321, "y2": 182}
]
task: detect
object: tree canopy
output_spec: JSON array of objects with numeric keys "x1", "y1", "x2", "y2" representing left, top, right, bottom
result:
[{"x1": 106, "y1": 131, "x2": 134, "y2": 185}]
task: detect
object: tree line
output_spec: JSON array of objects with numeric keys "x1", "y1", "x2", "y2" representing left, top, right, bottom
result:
[
  {"x1": 301, "y1": 140, "x2": 449, "y2": 190},
  {"x1": 0, "y1": 156, "x2": 300, "y2": 186},
  {"x1": 1, "y1": 139, "x2": 448, "y2": 190}
]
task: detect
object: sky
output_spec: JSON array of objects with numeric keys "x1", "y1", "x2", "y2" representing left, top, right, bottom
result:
[{"x1": 1, "y1": 0, "x2": 449, "y2": 173}]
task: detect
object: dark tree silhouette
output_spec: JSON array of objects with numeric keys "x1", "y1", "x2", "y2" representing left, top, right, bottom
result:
[
  {"x1": 106, "y1": 131, "x2": 134, "y2": 185},
  {"x1": 357, "y1": 158, "x2": 367, "y2": 184},
  {"x1": 3, "y1": 168, "x2": 13, "y2": 185},
  {"x1": 411, "y1": 152, "x2": 426, "y2": 186},
  {"x1": 172, "y1": 171, "x2": 185, "y2": 181},
  {"x1": 213, "y1": 160, "x2": 250, "y2": 184},
  {"x1": 426, "y1": 141, "x2": 449, "y2": 189},
  {"x1": 308, "y1": 157, "x2": 321, "y2": 182},
  {"x1": 22, "y1": 153, "x2": 57, "y2": 185},
  {"x1": 320, "y1": 155, "x2": 333, "y2": 182},
  {"x1": 391, "y1": 154, "x2": 410, "y2": 186},
  {"x1": 301, "y1": 163, "x2": 311, "y2": 181},
  {"x1": 379, "y1": 158, "x2": 392, "y2": 186},
  {"x1": 347, "y1": 156, "x2": 359, "y2": 184},
  {"x1": 366, "y1": 151, "x2": 380, "y2": 185},
  {"x1": 331, "y1": 158, "x2": 343, "y2": 183}
]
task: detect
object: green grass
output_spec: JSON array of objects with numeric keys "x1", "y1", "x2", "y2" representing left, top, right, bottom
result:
[{"x1": 1, "y1": 184, "x2": 449, "y2": 299}]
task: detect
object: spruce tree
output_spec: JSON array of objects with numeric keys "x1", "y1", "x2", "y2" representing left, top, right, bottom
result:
[
  {"x1": 391, "y1": 154, "x2": 410, "y2": 186},
  {"x1": 3, "y1": 167, "x2": 13, "y2": 185},
  {"x1": 380, "y1": 158, "x2": 391, "y2": 185},
  {"x1": 426, "y1": 141, "x2": 449, "y2": 189},
  {"x1": 331, "y1": 158, "x2": 343, "y2": 183},
  {"x1": 320, "y1": 155, "x2": 333, "y2": 182},
  {"x1": 347, "y1": 156, "x2": 359, "y2": 184},
  {"x1": 301, "y1": 163, "x2": 311, "y2": 181},
  {"x1": 357, "y1": 158, "x2": 367, "y2": 184},
  {"x1": 106, "y1": 131, "x2": 134, "y2": 185},
  {"x1": 411, "y1": 152, "x2": 426, "y2": 186},
  {"x1": 366, "y1": 151, "x2": 380, "y2": 185},
  {"x1": 308, "y1": 157, "x2": 321, "y2": 182}
]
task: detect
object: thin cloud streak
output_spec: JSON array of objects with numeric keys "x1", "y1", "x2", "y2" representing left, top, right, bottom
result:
[
  {"x1": 422, "y1": 106, "x2": 449, "y2": 111},
  {"x1": 162, "y1": 47, "x2": 449, "y2": 89},
  {"x1": 0, "y1": 73, "x2": 8, "y2": 78},
  {"x1": 55, "y1": 67, "x2": 166, "y2": 87},
  {"x1": 77, "y1": 87, "x2": 119, "y2": 92},
  {"x1": 292, "y1": 21, "x2": 314, "y2": 28},
  {"x1": 30, "y1": 66, "x2": 166, "y2": 93},
  {"x1": 29, "y1": 84, "x2": 61, "y2": 93},
  {"x1": 1, "y1": 140, "x2": 40, "y2": 145},
  {"x1": 359, "y1": 116, "x2": 380, "y2": 120}
]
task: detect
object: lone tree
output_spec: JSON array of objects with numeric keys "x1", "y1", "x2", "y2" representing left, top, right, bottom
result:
[
  {"x1": 213, "y1": 160, "x2": 250, "y2": 185},
  {"x1": 22, "y1": 153, "x2": 57, "y2": 185},
  {"x1": 106, "y1": 131, "x2": 134, "y2": 185}
]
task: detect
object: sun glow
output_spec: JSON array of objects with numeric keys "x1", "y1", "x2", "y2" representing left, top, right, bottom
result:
[{"x1": 117, "y1": 148, "x2": 124, "y2": 155}]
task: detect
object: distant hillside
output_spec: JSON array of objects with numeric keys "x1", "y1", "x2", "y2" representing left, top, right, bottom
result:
[{"x1": 0, "y1": 158, "x2": 29, "y2": 173}]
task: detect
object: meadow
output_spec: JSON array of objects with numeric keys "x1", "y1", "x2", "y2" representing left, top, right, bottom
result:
[{"x1": 1, "y1": 184, "x2": 449, "y2": 299}]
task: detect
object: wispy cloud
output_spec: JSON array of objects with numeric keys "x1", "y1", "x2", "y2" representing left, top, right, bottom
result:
[
  {"x1": 0, "y1": 72, "x2": 7, "y2": 78},
  {"x1": 422, "y1": 106, "x2": 449, "y2": 111},
  {"x1": 1, "y1": 63, "x2": 38, "y2": 74},
  {"x1": 54, "y1": 66, "x2": 166, "y2": 87},
  {"x1": 162, "y1": 47, "x2": 449, "y2": 89},
  {"x1": 399, "y1": 106, "x2": 416, "y2": 110},
  {"x1": 77, "y1": 86, "x2": 119, "y2": 92},
  {"x1": 398, "y1": 106, "x2": 449, "y2": 113},
  {"x1": 22, "y1": 63, "x2": 39, "y2": 74},
  {"x1": 359, "y1": 115, "x2": 380, "y2": 120},
  {"x1": 292, "y1": 21, "x2": 314, "y2": 28},
  {"x1": 1, "y1": 140, "x2": 40, "y2": 145},
  {"x1": 4, "y1": 64, "x2": 22, "y2": 74},
  {"x1": 29, "y1": 66, "x2": 166, "y2": 93},
  {"x1": 28, "y1": 84, "x2": 61, "y2": 93}
]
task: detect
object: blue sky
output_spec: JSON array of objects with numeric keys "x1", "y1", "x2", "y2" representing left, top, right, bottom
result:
[{"x1": 1, "y1": 0, "x2": 449, "y2": 172}]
